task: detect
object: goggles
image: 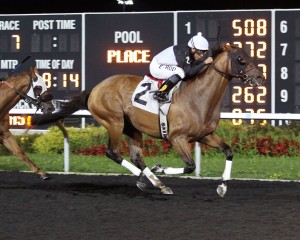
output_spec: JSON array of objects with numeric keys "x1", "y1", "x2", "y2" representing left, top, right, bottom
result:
[{"x1": 194, "y1": 49, "x2": 208, "y2": 57}]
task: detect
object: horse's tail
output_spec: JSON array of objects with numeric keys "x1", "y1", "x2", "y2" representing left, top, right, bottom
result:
[{"x1": 32, "y1": 90, "x2": 90, "y2": 125}]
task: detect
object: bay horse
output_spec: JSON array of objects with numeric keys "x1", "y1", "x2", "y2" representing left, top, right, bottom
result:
[
  {"x1": 0, "y1": 67, "x2": 55, "y2": 180},
  {"x1": 32, "y1": 44, "x2": 265, "y2": 196}
]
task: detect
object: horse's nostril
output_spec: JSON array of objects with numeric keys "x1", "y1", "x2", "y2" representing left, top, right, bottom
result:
[{"x1": 40, "y1": 94, "x2": 53, "y2": 102}]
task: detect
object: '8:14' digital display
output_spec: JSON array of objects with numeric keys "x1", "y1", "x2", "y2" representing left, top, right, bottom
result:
[{"x1": 0, "y1": 14, "x2": 82, "y2": 99}]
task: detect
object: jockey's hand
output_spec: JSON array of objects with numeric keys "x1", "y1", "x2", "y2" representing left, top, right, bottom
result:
[{"x1": 204, "y1": 57, "x2": 213, "y2": 64}]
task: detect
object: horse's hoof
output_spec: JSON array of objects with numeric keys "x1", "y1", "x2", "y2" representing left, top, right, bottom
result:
[
  {"x1": 161, "y1": 186, "x2": 173, "y2": 195},
  {"x1": 41, "y1": 173, "x2": 52, "y2": 180},
  {"x1": 217, "y1": 183, "x2": 227, "y2": 198},
  {"x1": 151, "y1": 164, "x2": 164, "y2": 173},
  {"x1": 136, "y1": 181, "x2": 147, "y2": 191}
]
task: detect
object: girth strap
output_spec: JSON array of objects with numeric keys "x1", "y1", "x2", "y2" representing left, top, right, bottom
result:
[{"x1": 158, "y1": 103, "x2": 168, "y2": 140}]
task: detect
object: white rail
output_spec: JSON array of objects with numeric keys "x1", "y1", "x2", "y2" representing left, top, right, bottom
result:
[
  {"x1": 8, "y1": 110, "x2": 300, "y2": 175},
  {"x1": 9, "y1": 109, "x2": 300, "y2": 120}
]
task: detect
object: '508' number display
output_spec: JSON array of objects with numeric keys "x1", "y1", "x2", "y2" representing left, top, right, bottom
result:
[{"x1": 177, "y1": 11, "x2": 271, "y2": 125}]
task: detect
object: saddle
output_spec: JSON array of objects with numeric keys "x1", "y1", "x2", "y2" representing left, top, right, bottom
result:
[
  {"x1": 145, "y1": 74, "x2": 164, "y2": 88},
  {"x1": 131, "y1": 74, "x2": 181, "y2": 139}
]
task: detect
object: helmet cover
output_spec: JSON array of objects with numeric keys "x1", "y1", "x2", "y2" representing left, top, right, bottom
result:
[{"x1": 188, "y1": 32, "x2": 209, "y2": 50}]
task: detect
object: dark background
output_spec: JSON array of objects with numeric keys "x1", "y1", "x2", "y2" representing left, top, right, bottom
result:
[{"x1": 0, "y1": 0, "x2": 300, "y2": 14}]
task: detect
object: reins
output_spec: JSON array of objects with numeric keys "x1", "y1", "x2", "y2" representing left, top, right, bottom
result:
[
  {"x1": 0, "y1": 55, "x2": 40, "y2": 107},
  {"x1": 1, "y1": 76, "x2": 39, "y2": 106},
  {"x1": 210, "y1": 50, "x2": 255, "y2": 84}
]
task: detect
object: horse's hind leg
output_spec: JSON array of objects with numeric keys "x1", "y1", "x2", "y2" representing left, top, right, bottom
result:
[
  {"x1": 105, "y1": 123, "x2": 173, "y2": 194},
  {"x1": 127, "y1": 135, "x2": 148, "y2": 191},
  {"x1": 126, "y1": 130, "x2": 172, "y2": 194},
  {"x1": 105, "y1": 123, "x2": 142, "y2": 175},
  {"x1": 122, "y1": 122, "x2": 148, "y2": 189},
  {"x1": 0, "y1": 129, "x2": 51, "y2": 180},
  {"x1": 200, "y1": 133, "x2": 233, "y2": 198}
]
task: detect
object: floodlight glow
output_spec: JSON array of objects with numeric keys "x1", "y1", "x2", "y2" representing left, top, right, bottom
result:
[{"x1": 117, "y1": 0, "x2": 134, "y2": 5}]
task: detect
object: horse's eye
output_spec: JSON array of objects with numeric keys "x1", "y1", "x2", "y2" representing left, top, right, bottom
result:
[
  {"x1": 238, "y1": 56, "x2": 246, "y2": 65},
  {"x1": 33, "y1": 85, "x2": 42, "y2": 96}
]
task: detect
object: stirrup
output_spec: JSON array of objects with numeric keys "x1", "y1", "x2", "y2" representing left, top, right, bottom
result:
[{"x1": 153, "y1": 91, "x2": 169, "y2": 102}]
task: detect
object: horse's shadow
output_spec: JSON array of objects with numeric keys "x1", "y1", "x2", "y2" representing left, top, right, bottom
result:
[
  {"x1": 0, "y1": 176, "x2": 171, "y2": 200},
  {"x1": 0, "y1": 172, "x2": 221, "y2": 201}
]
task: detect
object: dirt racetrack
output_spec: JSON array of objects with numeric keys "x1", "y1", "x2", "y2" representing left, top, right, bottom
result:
[{"x1": 0, "y1": 171, "x2": 300, "y2": 240}]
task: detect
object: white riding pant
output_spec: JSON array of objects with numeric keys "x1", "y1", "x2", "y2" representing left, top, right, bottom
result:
[{"x1": 149, "y1": 58, "x2": 185, "y2": 80}]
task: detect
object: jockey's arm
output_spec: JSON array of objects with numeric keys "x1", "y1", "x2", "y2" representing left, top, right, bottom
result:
[
  {"x1": 182, "y1": 61, "x2": 206, "y2": 78},
  {"x1": 174, "y1": 45, "x2": 211, "y2": 78}
]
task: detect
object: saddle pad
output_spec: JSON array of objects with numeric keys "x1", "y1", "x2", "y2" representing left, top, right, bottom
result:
[{"x1": 131, "y1": 75, "x2": 179, "y2": 115}]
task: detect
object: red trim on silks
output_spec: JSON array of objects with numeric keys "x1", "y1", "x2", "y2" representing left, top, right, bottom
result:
[{"x1": 146, "y1": 74, "x2": 164, "y2": 88}]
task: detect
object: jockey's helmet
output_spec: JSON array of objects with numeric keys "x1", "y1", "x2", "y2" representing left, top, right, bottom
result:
[{"x1": 188, "y1": 32, "x2": 209, "y2": 51}]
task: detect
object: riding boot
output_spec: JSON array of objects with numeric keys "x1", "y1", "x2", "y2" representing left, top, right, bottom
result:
[{"x1": 153, "y1": 74, "x2": 182, "y2": 103}]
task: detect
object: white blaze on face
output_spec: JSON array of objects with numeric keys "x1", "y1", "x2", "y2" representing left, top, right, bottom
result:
[{"x1": 27, "y1": 73, "x2": 48, "y2": 99}]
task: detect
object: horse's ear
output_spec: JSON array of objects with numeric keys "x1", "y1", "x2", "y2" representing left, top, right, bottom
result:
[
  {"x1": 29, "y1": 66, "x2": 38, "y2": 79},
  {"x1": 211, "y1": 45, "x2": 223, "y2": 58},
  {"x1": 33, "y1": 66, "x2": 38, "y2": 74}
]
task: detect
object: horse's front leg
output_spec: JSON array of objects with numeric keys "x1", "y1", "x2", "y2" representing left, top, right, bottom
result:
[
  {"x1": 200, "y1": 133, "x2": 233, "y2": 198},
  {"x1": 1, "y1": 130, "x2": 51, "y2": 180},
  {"x1": 152, "y1": 136, "x2": 196, "y2": 175}
]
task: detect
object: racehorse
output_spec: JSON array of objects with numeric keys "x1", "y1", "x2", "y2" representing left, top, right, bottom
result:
[
  {"x1": 32, "y1": 44, "x2": 265, "y2": 196},
  {"x1": 0, "y1": 67, "x2": 55, "y2": 180}
]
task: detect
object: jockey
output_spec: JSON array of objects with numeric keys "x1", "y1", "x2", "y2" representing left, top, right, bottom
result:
[{"x1": 150, "y1": 32, "x2": 213, "y2": 102}]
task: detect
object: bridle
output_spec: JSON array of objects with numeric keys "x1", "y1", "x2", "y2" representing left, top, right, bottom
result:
[
  {"x1": 1, "y1": 55, "x2": 53, "y2": 113},
  {"x1": 210, "y1": 51, "x2": 257, "y2": 86},
  {"x1": 1, "y1": 75, "x2": 41, "y2": 109}
]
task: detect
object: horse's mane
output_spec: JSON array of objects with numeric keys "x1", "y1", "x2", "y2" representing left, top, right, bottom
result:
[
  {"x1": 4, "y1": 71, "x2": 29, "y2": 83},
  {"x1": 211, "y1": 44, "x2": 238, "y2": 59}
]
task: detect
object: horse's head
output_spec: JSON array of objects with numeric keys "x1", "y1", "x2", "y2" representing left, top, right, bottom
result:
[
  {"x1": 229, "y1": 46, "x2": 265, "y2": 87},
  {"x1": 26, "y1": 67, "x2": 55, "y2": 113},
  {"x1": 212, "y1": 45, "x2": 265, "y2": 87}
]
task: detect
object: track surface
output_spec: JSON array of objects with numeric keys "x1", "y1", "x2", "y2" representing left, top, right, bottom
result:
[{"x1": 0, "y1": 171, "x2": 300, "y2": 240}]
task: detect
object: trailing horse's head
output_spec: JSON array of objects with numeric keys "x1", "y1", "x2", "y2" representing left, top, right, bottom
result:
[
  {"x1": 27, "y1": 67, "x2": 55, "y2": 113},
  {"x1": 212, "y1": 45, "x2": 266, "y2": 87}
]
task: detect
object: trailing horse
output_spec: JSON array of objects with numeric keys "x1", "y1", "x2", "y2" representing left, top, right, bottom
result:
[
  {"x1": 32, "y1": 44, "x2": 265, "y2": 196},
  {"x1": 0, "y1": 67, "x2": 55, "y2": 179}
]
